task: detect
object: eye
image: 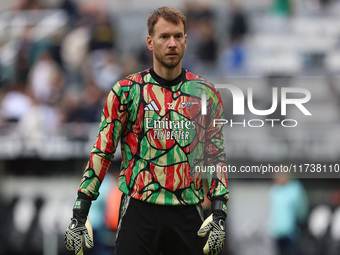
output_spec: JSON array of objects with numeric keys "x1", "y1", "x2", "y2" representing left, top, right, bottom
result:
[{"x1": 176, "y1": 33, "x2": 185, "y2": 39}]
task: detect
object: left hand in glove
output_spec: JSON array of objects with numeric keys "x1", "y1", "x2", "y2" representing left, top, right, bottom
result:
[{"x1": 198, "y1": 199, "x2": 227, "y2": 255}]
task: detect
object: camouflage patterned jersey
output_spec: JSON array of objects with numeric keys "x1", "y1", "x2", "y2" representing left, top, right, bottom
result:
[{"x1": 78, "y1": 68, "x2": 229, "y2": 205}]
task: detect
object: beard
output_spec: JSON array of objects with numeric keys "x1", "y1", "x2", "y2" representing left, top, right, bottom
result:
[{"x1": 154, "y1": 50, "x2": 183, "y2": 69}]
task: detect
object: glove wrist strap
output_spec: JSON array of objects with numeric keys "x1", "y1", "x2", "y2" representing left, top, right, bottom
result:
[
  {"x1": 73, "y1": 195, "x2": 91, "y2": 224},
  {"x1": 212, "y1": 200, "x2": 227, "y2": 217}
]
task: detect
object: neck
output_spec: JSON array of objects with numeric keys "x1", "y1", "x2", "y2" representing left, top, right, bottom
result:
[{"x1": 153, "y1": 63, "x2": 182, "y2": 80}]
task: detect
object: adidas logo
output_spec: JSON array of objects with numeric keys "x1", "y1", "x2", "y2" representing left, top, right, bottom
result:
[{"x1": 144, "y1": 100, "x2": 160, "y2": 111}]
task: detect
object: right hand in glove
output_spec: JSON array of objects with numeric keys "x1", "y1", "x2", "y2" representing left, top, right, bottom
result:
[{"x1": 65, "y1": 196, "x2": 93, "y2": 254}]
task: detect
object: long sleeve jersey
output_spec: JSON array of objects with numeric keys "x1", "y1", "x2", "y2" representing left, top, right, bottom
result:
[{"x1": 78, "y1": 68, "x2": 229, "y2": 205}]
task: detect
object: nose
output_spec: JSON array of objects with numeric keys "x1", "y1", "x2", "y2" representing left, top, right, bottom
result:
[{"x1": 168, "y1": 36, "x2": 176, "y2": 48}]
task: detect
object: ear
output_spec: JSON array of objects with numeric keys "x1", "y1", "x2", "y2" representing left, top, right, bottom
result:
[
  {"x1": 147, "y1": 35, "x2": 153, "y2": 51},
  {"x1": 184, "y1": 34, "x2": 187, "y2": 50}
]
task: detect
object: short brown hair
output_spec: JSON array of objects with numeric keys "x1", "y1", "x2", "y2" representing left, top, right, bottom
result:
[{"x1": 147, "y1": 6, "x2": 186, "y2": 36}]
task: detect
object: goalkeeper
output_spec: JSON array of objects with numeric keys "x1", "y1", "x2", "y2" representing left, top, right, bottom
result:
[{"x1": 65, "y1": 6, "x2": 229, "y2": 255}]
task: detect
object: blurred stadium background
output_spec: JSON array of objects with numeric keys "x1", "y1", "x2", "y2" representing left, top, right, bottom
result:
[{"x1": 0, "y1": 0, "x2": 340, "y2": 254}]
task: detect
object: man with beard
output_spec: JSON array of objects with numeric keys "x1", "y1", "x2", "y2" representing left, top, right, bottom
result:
[{"x1": 65, "y1": 6, "x2": 229, "y2": 255}]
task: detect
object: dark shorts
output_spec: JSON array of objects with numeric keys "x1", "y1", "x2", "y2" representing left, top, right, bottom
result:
[{"x1": 115, "y1": 195, "x2": 206, "y2": 255}]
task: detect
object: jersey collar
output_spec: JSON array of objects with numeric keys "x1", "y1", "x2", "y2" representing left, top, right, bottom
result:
[{"x1": 150, "y1": 68, "x2": 185, "y2": 86}]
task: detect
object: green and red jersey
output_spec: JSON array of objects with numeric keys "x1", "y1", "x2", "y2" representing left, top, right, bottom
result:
[{"x1": 79, "y1": 68, "x2": 229, "y2": 205}]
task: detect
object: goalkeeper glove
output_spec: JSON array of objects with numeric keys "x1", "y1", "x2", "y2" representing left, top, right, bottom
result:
[
  {"x1": 65, "y1": 196, "x2": 94, "y2": 254},
  {"x1": 198, "y1": 198, "x2": 227, "y2": 255}
]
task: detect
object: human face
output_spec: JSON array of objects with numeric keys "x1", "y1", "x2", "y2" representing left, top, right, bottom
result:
[{"x1": 147, "y1": 17, "x2": 187, "y2": 71}]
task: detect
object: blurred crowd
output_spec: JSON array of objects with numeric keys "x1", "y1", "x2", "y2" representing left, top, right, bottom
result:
[
  {"x1": 0, "y1": 0, "x2": 339, "y2": 140},
  {"x1": 0, "y1": 0, "x2": 251, "y2": 140},
  {"x1": 0, "y1": 0, "x2": 124, "y2": 140}
]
